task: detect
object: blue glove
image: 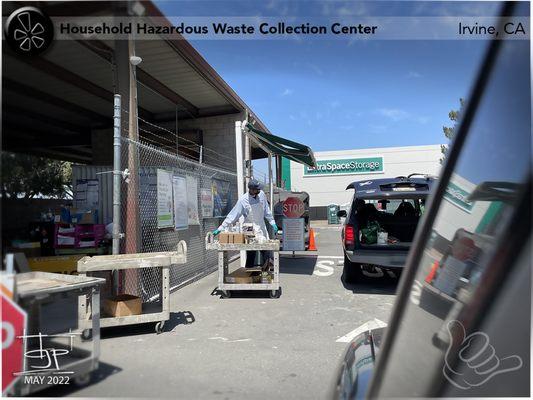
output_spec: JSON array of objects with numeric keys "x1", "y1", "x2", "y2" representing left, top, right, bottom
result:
[
  {"x1": 213, "y1": 229, "x2": 221, "y2": 236},
  {"x1": 272, "y1": 224, "x2": 279, "y2": 234}
]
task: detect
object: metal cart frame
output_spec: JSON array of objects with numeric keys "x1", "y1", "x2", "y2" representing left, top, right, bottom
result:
[
  {"x1": 13, "y1": 271, "x2": 105, "y2": 397},
  {"x1": 77, "y1": 241, "x2": 187, "y2": 334},
  {"x1": 205, "y1": 234, "x2": 281, "y2": 298}
]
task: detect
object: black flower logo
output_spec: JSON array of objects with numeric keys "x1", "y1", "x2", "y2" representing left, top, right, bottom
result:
[{"x1": 5, "y1": 6, "x2": 54, "y2": 56}]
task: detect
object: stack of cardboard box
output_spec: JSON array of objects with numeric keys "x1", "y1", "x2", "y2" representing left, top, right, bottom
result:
[{"x1": 218, "y1": 233, "x2": 245, "y2": 244}]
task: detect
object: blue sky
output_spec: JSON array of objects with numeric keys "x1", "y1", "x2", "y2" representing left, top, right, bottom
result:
[{"x1": 155, "y1": 1, "x2": 505, "y2": 174}]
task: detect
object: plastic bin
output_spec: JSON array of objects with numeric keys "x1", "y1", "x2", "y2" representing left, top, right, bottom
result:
[{"x1": 327, "y1": 204, "x2": 340, "y2": 224}]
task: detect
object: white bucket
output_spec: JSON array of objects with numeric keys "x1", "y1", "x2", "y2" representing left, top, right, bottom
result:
[{"x1": 377, "y1": 231, "x2": 388, "y2": 245}]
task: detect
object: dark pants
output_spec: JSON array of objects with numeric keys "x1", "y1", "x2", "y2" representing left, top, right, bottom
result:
[{"x1": 245, "y1": 250, "x2": 272, "y2": 268}]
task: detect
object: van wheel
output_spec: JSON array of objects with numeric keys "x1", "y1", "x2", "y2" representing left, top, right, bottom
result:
[{"x1": 343, "y1": 255, "x2": 363, "y2": 283}]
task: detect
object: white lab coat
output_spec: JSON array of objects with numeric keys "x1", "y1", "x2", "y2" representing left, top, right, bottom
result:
[{"x1": 218, "y1": 190, "x2": 275, "y2": 239}]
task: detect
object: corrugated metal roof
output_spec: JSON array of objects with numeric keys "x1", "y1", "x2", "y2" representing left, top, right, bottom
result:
[
  {"x1": 4, "y1": 54, "x2": 112, "y2": 118},
  {"x1": 2, "y1": 0, "x2": 272, "y2": 163}
]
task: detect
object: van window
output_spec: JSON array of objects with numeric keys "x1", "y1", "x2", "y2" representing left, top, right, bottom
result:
[{"x1": 370, "y1": 199, "x2": 419, "y2": 215}]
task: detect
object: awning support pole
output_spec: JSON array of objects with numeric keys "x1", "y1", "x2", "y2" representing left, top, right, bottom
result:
[
  {"x1": 235, "y1": 119, "x2": 246, "y2": 267},
  {"x1": 235, "y1": 120, "x2": 244, "y2": 194},
  {"x1": 268, "y1": 153, "x2": 274, "y2": 214},
  {"x1": 275, "y1": 155, "x2": 282, "y2": 187}
]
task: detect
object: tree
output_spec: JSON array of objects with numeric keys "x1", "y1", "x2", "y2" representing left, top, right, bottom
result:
[
  {"x1": 441, "y1": 98, "x2": 465, "y2": 163},
  {"x1": 1, "y1": 152, "x2": 72, "y2": 200}
]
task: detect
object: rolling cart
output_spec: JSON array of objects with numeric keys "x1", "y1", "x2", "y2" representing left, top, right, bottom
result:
[
  {"x1": 77, "y1": 241, "x2": 187, "y2": 334},
  {"x1": 13, "y1": 271, "x2": 105, "y2": 396},
  {"x1": 205, "y1": 233, "x2": 281, "y2": 298}
]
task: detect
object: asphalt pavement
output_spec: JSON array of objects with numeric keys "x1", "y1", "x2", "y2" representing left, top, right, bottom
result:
[{"x1": 41, "y1": 225, "x2": 398, "y2": 399}]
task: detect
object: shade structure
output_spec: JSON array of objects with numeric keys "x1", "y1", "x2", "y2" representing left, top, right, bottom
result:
[{"x1": 244, "y1": 123, "x2": 316, "y2": 168}]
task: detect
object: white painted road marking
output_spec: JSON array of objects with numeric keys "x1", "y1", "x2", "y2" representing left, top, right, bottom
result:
[
  {"x1": 336, "y1": 318, "x2": 388, "y2": 343},
  {"x1": 208, "y1": 337, "x2": 252, "y2": 343},
  {"x1": 410, "y1": 280, "x2": 423, "y2": 305},
  {"x1": 313, "y1": 260, "x2": 335, "y2": 276},
  {"x1": 317, "y1": 256, "x2": 343, "y2": 259}
]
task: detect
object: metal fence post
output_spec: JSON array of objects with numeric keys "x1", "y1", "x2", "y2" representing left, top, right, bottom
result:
[
  {"x1": 112, "y1": 94, "x2": 122, "y2": 255},
  {"x1": 268, "y1": 153, "x2": 274, "y2": 214}
]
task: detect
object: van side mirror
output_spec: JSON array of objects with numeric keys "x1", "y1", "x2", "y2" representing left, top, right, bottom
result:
[{"x1": 337, "y1": 210, "x2": 347, "y2": 218}]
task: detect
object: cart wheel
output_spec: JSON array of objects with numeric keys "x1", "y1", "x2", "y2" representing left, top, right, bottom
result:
[
  {"x1": 221, "y1": 290, "x2": 232, "y2": 299},
  {"x1": 74, "y1": 372, "x2": 92, "y2": 387},
  {"x1": 269, "y1": 289, "x2": 281, "y2": 299},
  {"x1": 155, "y1": 321, "x2": 165, "y2": 334},
  {"x1": 81, "y1": 329, "x2": 92, "y2": 341}
]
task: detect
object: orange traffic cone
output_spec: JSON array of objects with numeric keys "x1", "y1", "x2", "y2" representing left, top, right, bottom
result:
[
  {"x1": 308, "y1": 228, "x2": 317, "y2": 251},
  {"x1": 425, "y1": 261, "x2": 439, "y2": 283}
]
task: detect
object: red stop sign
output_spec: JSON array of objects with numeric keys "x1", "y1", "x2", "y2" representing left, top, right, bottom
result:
[
  {"x1": 2, "y1": 292, "x2": 27, "y2": 395},
  {"x1": 283, "y1": 197, "x2": 305, "y2": 218}
]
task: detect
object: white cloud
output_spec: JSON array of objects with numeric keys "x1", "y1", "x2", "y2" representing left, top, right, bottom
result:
[
  {"x1": 415, "y1": 116, "x2": 430, "y2": 124},
  {"x1": 407, "y1": 71, "x2": 422, "y2": 79},
  {"x1": 307, "y1": 63, "x2": 323, "y2": 76},
  {"x1": 377, "y1": 108, "x2": 410, "y2": 121},
  {"x1": 322, "y1": 1, "x2": 368, "y2": 17},
  {"x1": 368, "y1": 124, "x2": 388, "y2": 134},
  {"x1": 265, "y1": 0, "x2": 291, "y2": 16},
  {"x1": 376, "y1": 108, "x2": 430, "y2": 124},
  {"x1": 281, "y1": 88, "x2": 294, "y2": 96}
]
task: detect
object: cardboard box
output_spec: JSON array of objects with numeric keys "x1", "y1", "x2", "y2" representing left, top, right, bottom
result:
[
  {"x1": 226, "y1": 268, "x2": 252, "y2": 283},
  {"x1": 219, "y1": 233, "x2": 227, "y2": 243},
  {"x1": 219, "y1": 233, "x2": 232, "y2": 243},
  {"x1": 225, "y1": 268, "x2": 261, "y2": 283},
  {"x1": 103, "y1": 294, "x2": 142, "y2": 317},
  {"x1": 232, "y1": 233, "x2": 245, "y2": 244},
  {"x1": 71, "y1": 209, "x2": 99, "y2": 224}
]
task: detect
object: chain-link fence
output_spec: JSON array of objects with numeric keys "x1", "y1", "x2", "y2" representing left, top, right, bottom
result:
[{"x1": 118, "y1": 135, "x2": 238, "y2": 298}]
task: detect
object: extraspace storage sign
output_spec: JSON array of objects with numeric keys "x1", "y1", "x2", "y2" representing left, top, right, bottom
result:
[
  {"x1": 304, "y1": 157, "x2": 384, "y2": 177},
  {"x1": 2, "y1": 292, "x2": 27, "y2": 395}
]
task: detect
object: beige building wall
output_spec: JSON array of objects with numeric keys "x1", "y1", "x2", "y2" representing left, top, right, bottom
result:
[{"x1": 289, "y1": 145, "x2": 443, "y2": 207}]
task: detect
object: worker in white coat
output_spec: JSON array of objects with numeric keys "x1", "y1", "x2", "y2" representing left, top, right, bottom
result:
[{"x1": 213, "y1": 179, "x2": 278, "y2": 267}]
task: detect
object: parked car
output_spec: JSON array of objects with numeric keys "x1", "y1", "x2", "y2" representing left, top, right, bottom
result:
[
  {"x1": 333, "y1": 2, "x2": 530, "y2": 398},
  {"x1": 339, "y1": 175, "x2": 436, "y2": 282}
]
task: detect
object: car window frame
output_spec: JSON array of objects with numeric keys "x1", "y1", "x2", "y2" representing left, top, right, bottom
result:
[{"x1": 366, "y1": 2, "x2": 528, "y2": 397}]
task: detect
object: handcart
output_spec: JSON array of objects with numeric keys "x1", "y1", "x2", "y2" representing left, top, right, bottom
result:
[
  {"x1": 77, "y1": 241, "x2": 187, "y2": 334},
  {"x1": 205, "y1": 233, "x2": 281, "y2": 298},
  {"x1": 13, "y1": 271, "x2": 105, "y2": 396}
]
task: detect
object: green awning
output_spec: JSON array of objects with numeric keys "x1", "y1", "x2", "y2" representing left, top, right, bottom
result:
[{"x1": 245, "y1": 123, "x2": 316, "y2": 168}]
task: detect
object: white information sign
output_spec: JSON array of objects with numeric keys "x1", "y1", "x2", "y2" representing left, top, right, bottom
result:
[
  {"x1": 157, "y1": 169, "x2": 174, "y2": 229},
  {"x1": 186, "y1": 176, "x2": 200, "y2": 225},
  {"x1": 200, "y1": 188, "x2": 214, "y2": 218},
  {"x1": 282, "y1": 218, "x2": 305, "y2": 251},
  {"x1": 172, "y1": 175, "x2": 188, "y2": 230}
]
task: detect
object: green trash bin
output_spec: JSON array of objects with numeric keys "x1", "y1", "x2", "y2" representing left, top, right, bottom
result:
[{"x1": 327, "y1": 204, "x2": 340, "y2": 224}]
